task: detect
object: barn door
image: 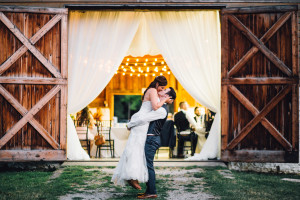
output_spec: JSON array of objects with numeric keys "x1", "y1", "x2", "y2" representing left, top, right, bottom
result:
[
  {"x1": 0, "y1": 6, "x2": 68, "y2": 161},
  {"x1": 221, "y1": 6, "x2": 299, "y2": 162}
]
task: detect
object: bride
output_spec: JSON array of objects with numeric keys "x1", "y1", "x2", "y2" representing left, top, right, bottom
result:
[{"x1": 111, "y1": 76, "x2": 171, "y2": 189}]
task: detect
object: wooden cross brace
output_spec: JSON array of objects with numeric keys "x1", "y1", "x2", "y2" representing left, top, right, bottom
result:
[
  {"x1": 0, "y1": 12, "x2": 62, "y2": 78},
  {"x1": 0, "y1": 85, "x2": 61, "y2": 149},
  {"x1": 227, "y1": 12, "x2": 292, "y2": 77},
  {"x1": 227, "y1": 85, "x2": 292, "y2": 150}
]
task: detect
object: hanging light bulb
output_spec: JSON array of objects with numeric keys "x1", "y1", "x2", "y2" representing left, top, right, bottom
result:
[
  {"x1": 160, "y1": 73, "x2": 163, "y2": 75},
  {"x1": 130, "y1": 73, "x2": 133, "y2": 76},
  {"x1": 138, "y1": 74, "x2": 140, "y2": 77},
  {"x1": 164, "y1": 65, "x2": 167, "y2": 68},
  {"x1": 121, "y1": 66, "x2": 124, "y2": 68},
  {"x1": 152, "y1": 73, "x2": 155, "y2": 76},
  {"x1": 152, "y1": 62, "x2": 155, "y2": 65},
  {"x1": 167, "y1": 71, "x2": 170, "y2": 74},
  {"x1": 138, "y1": 67, "x2": 141, "y2": 71},
  {"x1": 127, "y1": 58, "x2": 130, "y2": 61},
  {"x1": 123, "y1": 72, "x2": 125, "y2": 75},
  {"x1": 135, "y1": 63, "x2": 137, "y2": 66},
  {"x1": 161, "y1": 61, "x2": 164, "y2": 64},
  {"x1": 115, "y1": 72, "x2": 118, "y2": 74},
  {"x1": 126, "y1": 63, "x2": 129, "y2": 66},
  {"x1": 144, "y1": 63, "x2": 146, "y2": 66},
  {"x1": 145, "y1": 58, "x2": 148, "y2": 62},
  {"x1": 154, "y1": 67, "x2": 158, "y2": 72},
  {"x1": 123, "y1": 69, "x2": 127, "y2": 72},
  {"x1": 155, "y1": 58, "x2": 157, "y2": 61},
  {"x1": 145, "y1": 74, "x2": 148, "y2": 77},
  {"x1": 136, "y1": 58, "x2": 139, "y2": 62},
  {"x1": 147, "y1": 67, "x2": 149, "y2": 72},
  {"x1": 131, "y1": 69, "x2": 135, "y2": 72},
  {"x1": 141, "y1": 70, "x2": 143, "y2": 73}
]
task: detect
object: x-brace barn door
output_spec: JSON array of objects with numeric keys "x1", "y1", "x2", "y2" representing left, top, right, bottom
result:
[
  {"x1": 221, "y1": 6, "x2": 299, "y2": 162},
  {"x1": 0, "y1": 6, "x2": 68, "y2": 162}
]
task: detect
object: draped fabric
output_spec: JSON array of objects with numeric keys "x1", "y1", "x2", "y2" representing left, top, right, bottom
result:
[
  {"x1": 67, "y1": 10, "x2": 221, "y2": 160},
  {"x1": 144, "y1": 11, "x2": 221, "y2": 160},
  {"x1": 67, "y1": 11, "x2": 141, "y2": 160}
]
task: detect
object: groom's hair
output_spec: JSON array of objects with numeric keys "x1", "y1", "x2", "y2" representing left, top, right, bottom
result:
[{"x1": 166, "y1": 87, "x2": 176, "y2": 100}]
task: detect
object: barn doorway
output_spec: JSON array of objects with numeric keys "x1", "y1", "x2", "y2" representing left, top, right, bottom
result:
[{"x1": 67, "y1": 10, "x2": 221, "y2": 161}]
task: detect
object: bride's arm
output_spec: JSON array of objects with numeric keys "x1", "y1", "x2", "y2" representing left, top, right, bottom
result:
[
  {"x1": 127, "y1": 107, "x2": 167, "y2": 129},
  {"x1": 148, "y1": 88, "x2": 168, "y2": 111}
]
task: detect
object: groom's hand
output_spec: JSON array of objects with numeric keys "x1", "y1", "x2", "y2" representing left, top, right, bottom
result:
[{"x1": 126, "y1": 124, "x2": 131, "y2": 131}]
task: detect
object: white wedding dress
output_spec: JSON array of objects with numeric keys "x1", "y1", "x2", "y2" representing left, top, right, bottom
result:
[{"x1": 111, "y1": 101, "x2": 152, "y2": 186}]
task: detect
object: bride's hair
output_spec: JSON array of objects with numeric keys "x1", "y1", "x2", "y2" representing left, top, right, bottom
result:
[{"x1": 142, "y1": 76, "x2": 168, "y2": 100}]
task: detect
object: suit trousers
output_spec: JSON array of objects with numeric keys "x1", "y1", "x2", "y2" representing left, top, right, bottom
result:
[{"x1": 145, "y1": 135, "x2": 161, "y2": 195}]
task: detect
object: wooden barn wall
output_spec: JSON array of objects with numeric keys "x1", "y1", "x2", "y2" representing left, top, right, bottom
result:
[{"x1": 89, "y1": 73, "x2": 202, "y2": 119}]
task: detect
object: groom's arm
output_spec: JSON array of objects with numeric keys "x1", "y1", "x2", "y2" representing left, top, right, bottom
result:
[{"x1": 127, "y1": 107, "x2": 167, "y2": 129}]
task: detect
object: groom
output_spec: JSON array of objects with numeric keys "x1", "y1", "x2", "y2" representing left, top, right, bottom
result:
[{"x1": 127, "y1": 87, "x2": 177, "y2": 199}]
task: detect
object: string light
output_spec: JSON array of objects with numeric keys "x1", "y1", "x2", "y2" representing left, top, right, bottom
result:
[
  {"x1": 121, "y1": 66, "x2": 124, "y2": 68},
  {"x1": 145, "y1": 74, "x2": 148, "y2": 77},
  {"x1": 130, "y1": 73, "x2": 133, "y2": 76},
  {"x1": 123, "y1": 69, "x2": 127, "y2": 72},
  {"x1": 155, "y1": 58, "x2": 157, "y2": 61},
  {"x1": 126, "y1": 63, "x2": 129, "y2": 65},
  {"x1": 123, "y1": 72, "x2": 125, "y2": 75},
  {"x1": 144, "y1": 63, "x2": 146, "y2": 66},
  {"x1": 152, "y1": 73, "x2": 155, "y2": 76},
  {"x1": 136, "y1": 58, "x2": 139, "y2": 62},
  {"x1": 147, "y1": 67, "x2": 149, "y2": 72},
  {"x1": 152, "y1": 62, "x2": 155, "y2": 65},
  {"x1": 115, "y1": 72, "x2": 117, "y2": 74},
  {"x1": 127, "y1": 58, "x2": 130, "y2": 61},
  {"x1": 167, "y1": 71, "x2": 170, "y2": 74},
  {"x1": 160, "y1": 73, "x2": 163, "y2": 75},
  {"x1": 138, "y1": 74, "x2": 140, "y2": 77},
  {"x1": 145, "y1": 58, "x2": 148, "y2": 62},
  {"x1": 161, "y1": 61, "x2": 164, "y2": 64},
  {"x1": 135, "y1": 63, "x2": 137, "y2": 66}
]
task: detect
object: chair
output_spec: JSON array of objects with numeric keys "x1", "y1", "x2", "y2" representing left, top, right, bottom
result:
[
  {"x1": 174, "y1": 119, "x2": 194, "y2": 158},
  {"x1": 95, "y1": 120, "x2": 115, "y2": 158},
  {"x1": 156, "y1": 120, "x2": 176, "y2": 159},
  {"x1": 74, "y1": 120, "x2": 91, "y2": 156}
]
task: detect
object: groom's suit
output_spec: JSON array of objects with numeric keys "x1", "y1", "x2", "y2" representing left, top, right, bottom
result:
[{"x1": 127, "y1": 104, "x2": 168, "y2": 195}]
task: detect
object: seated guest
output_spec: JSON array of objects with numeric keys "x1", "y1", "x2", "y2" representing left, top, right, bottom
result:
[
  {"x1": 174, "y1": 102, "x2": 198, "y2": 157},
  {"x1": 193, "y1": 107, "x2": 207, "y2": 154}
]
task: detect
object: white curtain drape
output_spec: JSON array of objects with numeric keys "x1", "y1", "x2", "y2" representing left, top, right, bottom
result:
[
  {"x1": 145, "y1": 11, "x2": 221, "y2": 160},
  {"x1": 67, "y1": 11, "x2": 141, "y2": 160}
]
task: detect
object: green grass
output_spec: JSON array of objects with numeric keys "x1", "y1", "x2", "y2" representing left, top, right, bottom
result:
[
  {"x1": 1, "y1": 165, "x2": 300, "y2": 200},
  {"x1": 194, "y1": 166, "x2": 300, "y2": 200}
]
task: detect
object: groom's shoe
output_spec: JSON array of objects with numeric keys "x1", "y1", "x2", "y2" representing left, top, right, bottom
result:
[{"x1": 137, "y1": 194, "x2": 158, "y2": 199}]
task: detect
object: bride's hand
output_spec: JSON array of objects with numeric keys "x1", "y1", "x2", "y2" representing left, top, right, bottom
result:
[{"x1": 162, "y1": 95, "x2": 171, "y2": 102}]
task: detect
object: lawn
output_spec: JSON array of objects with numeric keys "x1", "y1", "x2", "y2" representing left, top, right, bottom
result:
[{"x1": 0, "y1": 165, "x2": 299, "y2": 200}]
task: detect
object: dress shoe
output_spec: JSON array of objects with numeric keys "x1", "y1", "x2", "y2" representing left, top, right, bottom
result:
[{"x1": 137, "y1": 194, "x2": 158, "y2": 199}]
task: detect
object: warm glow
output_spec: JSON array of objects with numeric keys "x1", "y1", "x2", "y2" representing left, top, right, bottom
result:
[
  {"x1": 147, "y1": 67, "x2": 149, "y2": 72},
  {"x1": 130, "y1": 73, "x2": 133, "y2": 76},
  {"x1": 121, "y1": 66, "x2": 124, "y2": 68},
  {"x1": 123, "y1": 69, "x2": 127, "y2": 72},
  {"x1": 122, "y1": 72, "x2": 125, "y2": 75},
  {"x1": 155, "y1": 58, "x2": 157, "y2": 61},
  {"x1": 127, "y1": 58, "x2": 130, "y2": 61},
  {"x1": 152, "y1": 62, "x2": 155, "y2": 65},
  {"x1": 161, "y1": 61, "x2": 164, "y2": 64},
  {"x1": 135, "y1": 63, "x2": 137, "y2": 66},
  {"x1": 126, "y1": 63, "x2": 129, "y2": 65},
  {"x1": 152, "y1": 73, "x2": 155, "y2": 76},
  {"x1": 145, "y1": 74, "x2": 148, "y2": 77},
  {"x1": 167, "y1": 71, "x2": 170, "y2": 74},
  {"x1": 138, "y1": 74, "x2": 140, "y2": 77},
  {"x1": 115, "y1": 72, "x2": 117, "y2": 74},
  {"x1": 144, "y1": 63, "x2": 146, "y2": 66},
  {"x1": 145, "y1": 58, "x2": 148, "y2": 62},
  {"x1": 160, "y1": 73, "x2": 163, "y2": 75},
  {"x1": 136, "y1": 58, "x2": 139, "y2": 62}
]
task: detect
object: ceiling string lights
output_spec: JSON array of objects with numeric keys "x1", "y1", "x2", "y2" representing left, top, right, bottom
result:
[{"x1": 115, "y1": 55, "x2": 172, "y2": 77}]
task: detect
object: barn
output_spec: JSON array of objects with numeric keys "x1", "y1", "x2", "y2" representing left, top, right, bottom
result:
[{"x1": 0, "y1": 0, "x2": 299, "y2": 168}]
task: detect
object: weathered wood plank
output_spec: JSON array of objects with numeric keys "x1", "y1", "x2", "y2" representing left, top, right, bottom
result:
[
  {"x1": 227, "y1": 12, "x2": 292, "y2": 77},
  {"x1": 291, "y1": 11, "x2": 298, "y2": 76},
  {"x1": 227, "y1": 85, "x2": 292, "y2": 150},
  {"x1": 0, "y1": 85, "x2": 61, "y2": 149},
  {"x1": 0, "y1": 150, "x2": 66, "y2": 162},
  {"x1": 0, "y1": 14, "x2": 62, "y2": 75},
  {"x1": 221, "y1": 150, "x2": 297, "y2": 163},
  {"x1": 0, "y1": 6, "x2": 68, "y2": 15},
  {"x1": 221, "y1": 6, "x2": 298, "y2": 14},
  {"x1": 228, "y1": 14, "x2": 292, "y2": 77},
  {"x1": 222, "y1": 77, "x2": 298, "y2": 85},
  {"x1": 228, "y1": 85, "x2": 292, "y2": 151},
  {"x1": 0, "y1": 85, "x2": 60, "y2": 149},
  {"x1": 0, "y1": 12, "x2": 62, "y2": 78},
  {"x1": 0, "y1": 77, "x2": 67, "y2": 84},
  {"x1": 60, "y1": 14, "x2": 68, "y2": 150},
  {"x1": 291, "y1": 85, "x2": 299, "y2": 149}
]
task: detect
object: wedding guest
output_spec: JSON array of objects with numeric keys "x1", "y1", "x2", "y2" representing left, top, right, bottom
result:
[{"x1": 174, "y1": 102, "x2": 198, "y2": 157}]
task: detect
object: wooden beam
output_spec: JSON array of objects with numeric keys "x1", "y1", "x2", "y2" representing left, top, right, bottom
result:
[
  {"x1": 221, "y1": 14, "x2": 229, "y2": 151},
  {"x1": 227, "y1": 85, "x2": 292, "y2": 150},
  {"x1": 221, "y1": 6, "x2": 298, "y2": 14},
  {"x1": 222, "y1": 77, "x2": 298, "y2": 85},
  {"x1": 221, "y1": 150, "x2": 295, "y2": 163},
  {"x1": 0, "y1": 150, "x2": 66, "y2": 162},
  {"x1": 60, "y1": 14, "x2": 68, "y2": 150},
  {"x1": 0, "y1": 6, "x2": 68, "y2": 15},
  {"x1": 227, "y1": 12, "x2": 292, "y2": 77},
  {"x1": 228, "y1": 85, "x2": 292, "y2": 151},
  {"x1": 292, "y1": 85, "x2": 299, "y2": 149},
  {"x1": 0, "y1": 85, "x2": 60, "y2": 149},
  {"x1": 0, "y1": 77, "x2": 67, "y2": 84},
  {"x1": 228, "y1": 15, "x2": 292, "y2": 77},
  {"x1": 0, "y1": 14, "x2": 62, "y2": 75},
  {"x1": 0, "y1": 85, "x2": 61, "y2": 149},
  {"x1": 0, "y1": 12, "x2": 62, "y2": 78},
  {"x1": 291, "y1": 11, "x2": 298, "y2": 76}
]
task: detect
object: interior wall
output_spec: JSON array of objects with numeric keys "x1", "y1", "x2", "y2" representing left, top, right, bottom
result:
[{"x1": 88, "y1": 72, "x2": 203, "y2": 119}]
